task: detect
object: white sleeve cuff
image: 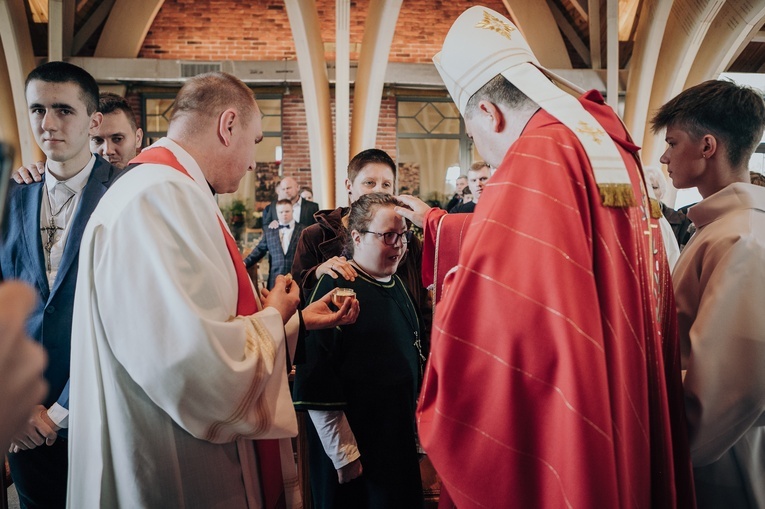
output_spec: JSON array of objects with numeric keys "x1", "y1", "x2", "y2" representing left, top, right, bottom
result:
[
  {"x1": 307, "y1": 409, "x2": 360, "y2": 469},
  {"x1": 47, "y1": 403, "x2": 69, "y2": 428}
]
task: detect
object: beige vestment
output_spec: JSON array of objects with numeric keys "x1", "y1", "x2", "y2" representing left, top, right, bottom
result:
[{"x1": 675, "y1": 183, "x2": 765, "y2": 508}]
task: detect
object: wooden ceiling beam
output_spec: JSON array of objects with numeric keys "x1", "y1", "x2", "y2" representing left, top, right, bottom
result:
[
  {"x1": 72, "y1": 0, "x2": 115, "y2": 55},
  {"x1": 284, "y1": 0, "x2": 335, "y2": 208},
  {"x1": 547, "y1": 0, "x2": 591, "y2": 66},
  {"x1": 589, "y1": 0, "x2": 601, "y2": 68},
  {"x1": 94, "y1": 0, "x2": 163, "y2": 58},
  {"x1": 502, "y1": 0, "x2": 572, "y2": 69},
  {"x1": 685, "y1": 0, "x2": 765, "y2": 86},
  {"x1": 0, "y1": 0, "x2": 41, "y2": 165},
  {"x1": 48, "y1": 0, "x2": 75, "y2": 60},
  {"x1": 351, "y1": 0, "x2": 403, "y2": 157}
]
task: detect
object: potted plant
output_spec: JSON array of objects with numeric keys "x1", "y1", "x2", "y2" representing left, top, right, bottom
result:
[
  {"x1": 227, "y1": 199, "x2": 247, "y2": 227},
  {"x1": 222, "y1": 199, "x2": 248, "y2": 241}
]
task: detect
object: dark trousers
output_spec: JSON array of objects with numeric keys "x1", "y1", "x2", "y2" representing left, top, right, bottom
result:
[{"x1": 8, "y1": 439, "x2": 68, "y2": 509}]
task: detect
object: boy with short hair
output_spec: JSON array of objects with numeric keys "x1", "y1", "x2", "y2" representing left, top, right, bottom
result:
[
  {"x1": 652, "y1": 79, "x2": 765, "y2": 508},
  {"x1": 0, "y1": 61, "x2": 121, "y2": 508},
  {"x1": 245, "y1": 198, "x2": 305, "y2": 289}
]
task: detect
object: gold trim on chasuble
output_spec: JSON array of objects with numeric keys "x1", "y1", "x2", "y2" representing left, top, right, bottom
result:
[{"x1": 205, "y1": 317, "x2": 277, "y2": 441}]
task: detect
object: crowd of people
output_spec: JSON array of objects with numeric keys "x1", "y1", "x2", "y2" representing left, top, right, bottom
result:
[{"x1": 1, "y1": 5, "x2": 764, "y2": 509}]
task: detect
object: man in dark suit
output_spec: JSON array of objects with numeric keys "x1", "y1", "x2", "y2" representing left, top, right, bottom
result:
[
  {"x1": 262, "y1": 176, "x2": 318, "y2": 229},
  {"x1": 451, "y1": 161, "x2": 490, "y2": 214},
  {"x1": 445, "y1": 174, "x2": 468, "y2": 211},
  {"x1": 245, "y1": 199, "x2": 305, "y2": 289},
  {"x1": 0, "y1": 61, "x2": 121, "y2": 509}
]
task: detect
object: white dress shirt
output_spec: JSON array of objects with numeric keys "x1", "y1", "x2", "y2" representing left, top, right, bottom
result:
[
  {"x1": 279, "y1": 219, "x2": 296, "y2": 253},
  {"x1": 39, "y1": 154, "x2": 96, "y2": 428},
  {"x1": 291, "y1": 199, "x2": 301, "y2": 224},
  {"x1": 39, "y1": 156, "x2": 96, "y2": 289}
]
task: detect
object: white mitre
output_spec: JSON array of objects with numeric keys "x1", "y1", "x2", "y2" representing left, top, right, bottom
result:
[{"x1": 433, "y1": 6, "x2": 636, "y2": 207}]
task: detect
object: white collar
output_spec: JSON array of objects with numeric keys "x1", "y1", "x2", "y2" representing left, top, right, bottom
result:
[
  {"x1": 144, "y1": 138, "x2": 228, "y2": 229},
  {"x1": 45, "y1": 155, "x2": 96, "y2": 194}
]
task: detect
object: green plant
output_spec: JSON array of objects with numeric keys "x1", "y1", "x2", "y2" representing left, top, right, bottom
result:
[{"x1": 222, "y1": 199, "x2": 248, "y2": 226}]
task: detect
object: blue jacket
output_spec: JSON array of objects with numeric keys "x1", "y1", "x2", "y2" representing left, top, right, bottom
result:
[{"x1": 0, "y1": 156, "x2": 121, "y2": 429}]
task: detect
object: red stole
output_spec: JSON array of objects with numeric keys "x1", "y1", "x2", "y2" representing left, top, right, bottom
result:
[{"x1": 130, "y1": 148, "x2": 286, "y2": 509}]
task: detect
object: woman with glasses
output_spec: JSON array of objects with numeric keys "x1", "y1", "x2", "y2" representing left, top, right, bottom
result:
[
  {"x1": 293, "y1": 193, "x2": 425, "y2": 509},
  {"x1": 291, "y1": 149, "x2": 427, "y2": 318}
]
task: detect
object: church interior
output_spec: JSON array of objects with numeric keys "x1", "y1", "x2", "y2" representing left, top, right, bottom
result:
[{"x1": 2, "y1": 0, "x2": 765, "y2": 507}]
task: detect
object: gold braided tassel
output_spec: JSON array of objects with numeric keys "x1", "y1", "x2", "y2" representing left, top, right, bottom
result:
[
  {"x1": 649, "y1": 198, "x2": 663, "y2": 219},
  {"x1": 598, "y1": 184, "x2": 636, "y2": 208}
]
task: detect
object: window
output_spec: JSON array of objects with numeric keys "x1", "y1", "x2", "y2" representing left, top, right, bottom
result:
[{"x1": 396, "y1": 98, "x2": 479, "y2": 206}]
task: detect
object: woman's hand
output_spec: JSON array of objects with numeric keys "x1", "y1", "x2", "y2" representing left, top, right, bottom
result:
[{"x1": 316, "y1": 256, "x2": 357, "y2": 282}]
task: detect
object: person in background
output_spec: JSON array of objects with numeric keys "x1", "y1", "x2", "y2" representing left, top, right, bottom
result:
[
  {"x1": 396, "y1": 7, "x2": 693, "y2": 508},
  {"x1": 0, "y1": 281, "x2": 48, "y2": 453},
  {"x1": 644, "y1": 165, "x2": 694, "y2": 251},
  {"x1": 88, "y1": 92, "x2": 143, "y2": 169},
  {"x1": 300, "y1": 185, "x2": 315, "y2": 203},
  {"x1": 263, "y1": 176, "x2": 319, "y2": 230},
  {"x1": 450, "y1": 161, "x2": 489, "y2": 213},
  {"x1": 444, "y1": 174, "x2": 467, "y2": 211},
  {"x1": 293, "y1": 193, "x2": 424, "y2": 509},
  {"x1": 244, "y1": 198, "x2": 305, "y2": 289},
  {"x1": 1, "y1": 61, "x2": 121, "y2": 509},
  {"x1": 750, "y1": 170, "x2": 765, "y2": 187},
  {"x1": 652, "y1": 79, "x2": 765, "y2": 509}
]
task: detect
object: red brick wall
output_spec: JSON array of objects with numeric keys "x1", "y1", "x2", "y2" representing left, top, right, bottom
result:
[
  {"x1": 136, "y1": 0, "x2": 485, "y2": 189},
  {"x1": 376, "y1": 94, "x2": 397, "y2": 160},
  {"x1": 389, "y1": 0, "x2": 510, "y2": 63},
  {"x1": 124, "y1": 91, "x2": 143, "y2": 139},
  {"x1": 139, "y1": 0, "x2": 511, "y2": 64},
  {"x1": 140, "y1": 1, "x2": 297, "y2": 60},
  {"x1": 281, "y1": 91, "x2": 311, "y2": 187},
  {"x1": 281, "y1": 88, "x2": 396, "y2": 186}
]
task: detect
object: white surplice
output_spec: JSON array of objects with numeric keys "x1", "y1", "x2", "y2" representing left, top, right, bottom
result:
[{"x1": 68, "y1": 138, "x2": 301, "y2": 509}]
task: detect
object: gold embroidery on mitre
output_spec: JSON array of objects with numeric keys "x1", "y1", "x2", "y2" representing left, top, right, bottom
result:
[
  {"x1": 475, "y1": 10, "x2": 515, "y2": 40},
  {"x1": 576, "y1": 121, "x2": 606, "y2": 144}
]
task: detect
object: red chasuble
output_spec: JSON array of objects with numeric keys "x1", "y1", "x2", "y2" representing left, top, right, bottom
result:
[
  {"x1": 130, "y1": 148, "x2": 286, "y2": 509},
  {"x1": 421, "y1": 210, "x2": 473, "y2": 305},
  {"x1": 416, "y1": 91, "x2": 694, "y2": 508}
]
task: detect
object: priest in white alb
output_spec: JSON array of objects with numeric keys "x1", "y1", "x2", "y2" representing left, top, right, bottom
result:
[{"x1": 67, "y1": 72, "x2": 359, "y2": 509}]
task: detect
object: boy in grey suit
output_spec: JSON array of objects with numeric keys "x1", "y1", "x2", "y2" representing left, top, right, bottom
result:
[{"x1": 245, "y1": 198, "x2": 305, "y2": 289}]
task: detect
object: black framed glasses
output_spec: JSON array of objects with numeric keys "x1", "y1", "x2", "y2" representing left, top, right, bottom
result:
[{"x1": 361, "y1": 230, "x2": 413, "y2": 246}]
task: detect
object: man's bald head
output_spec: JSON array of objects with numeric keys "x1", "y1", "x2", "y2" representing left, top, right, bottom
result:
[
  {"x1": 279, "y1": 177, "x2": 299, "y2": 203},
  {"x1": 169, "y1": 72, "x2": 257, "y2": 132},
  {"x1": 166, "y1": 72, "x2": 263, "y2": 194}
]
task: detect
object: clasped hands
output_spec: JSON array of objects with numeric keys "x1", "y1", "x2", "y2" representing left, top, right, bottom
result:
[{"x1": 8, "y1": 404, "x2": 60, "y2": 453}]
